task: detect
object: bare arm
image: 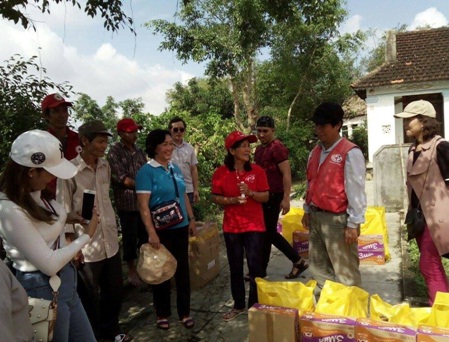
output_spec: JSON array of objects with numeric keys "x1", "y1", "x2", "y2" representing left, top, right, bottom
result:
[
  {"x1": 137, "y1": 193, "x2": 160, "y2": 249},
  {"x1": 190, "y1": 164, "x2": 200, "y2": 202},
  {"x1": 278, "y1": 159, "x2": 292, "y2": 215}
]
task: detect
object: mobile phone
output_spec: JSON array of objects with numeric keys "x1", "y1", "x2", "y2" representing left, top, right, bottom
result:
[{"x1": 81, "y1": 190, "x2": 96, "y2": 221}]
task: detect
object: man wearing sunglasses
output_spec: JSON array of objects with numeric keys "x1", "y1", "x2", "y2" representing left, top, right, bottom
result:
[
  {"x1": 168, "y1": 117, "x2": 200, "y2": 204},
  {"x1": 255, "y1": 116, "x2": 308, "y2": 279}
]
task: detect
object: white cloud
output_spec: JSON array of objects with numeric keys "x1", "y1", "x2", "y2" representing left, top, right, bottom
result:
[
  {"x1": 340, "y1": 14, "x2": 363, "y2": 34},
  {"x1": 0, "y1": 15, "x2": 193, "y2": 115},
  {"x1": 410, "y1": 7, "x2": 448, "y2": 30}
]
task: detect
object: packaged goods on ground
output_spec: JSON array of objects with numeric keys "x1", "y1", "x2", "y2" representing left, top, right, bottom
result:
[
  {"x1": 358, "y1": 234, "x2": 385, "y2": 265},
  {"x1": 292, "y1": 230, "x2": 309, "y2": 259},
  {"x1": 188, "y1": 221, "x2": 220, "y2": 290},
  {"x1": 416, "y1": 325, "x2": 449, "y2": 341},
  {"x1": 300, "y1": 311, "x2": 356, "y2": 341},
  {"x1": 355, "y1": 318, "x2": 416, "y2": 342},
  {"x1": 248, "y1": 304, "x2": 299, "y2": 342}
]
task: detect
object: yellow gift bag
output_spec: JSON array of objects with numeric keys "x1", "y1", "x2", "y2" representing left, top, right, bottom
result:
[
  {"x1": 315, "y1": 280, "x2": 369, "y2": 318},
  {"x1": 370, "y1": 294, "x2": 431, "y2": 327},
  {"x1": 281, "y1": 207, "x2": 306, "y2": 245},
  {"x1": 256, "y1": 277, "x2": 316, "y2": 314},
  {"x1": 360, "y1": 206, "x2": 391, "y2": 261},
  {"x1": 427, "y1": 291, "x2": 449, "y2": 328}
]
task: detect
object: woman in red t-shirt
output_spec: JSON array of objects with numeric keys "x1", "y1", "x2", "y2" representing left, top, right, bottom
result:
[{"x1": 211, "y1": 131, "x2": 269, "y2": 321}]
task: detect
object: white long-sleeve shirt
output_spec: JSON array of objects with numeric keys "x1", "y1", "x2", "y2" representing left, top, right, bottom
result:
[{"x1": 0, "y1": 191, "x2": 89, "y2": 276}]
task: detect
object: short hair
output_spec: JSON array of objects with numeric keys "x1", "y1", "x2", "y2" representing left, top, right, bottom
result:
[
  {"x1": 79, "y1": 133, "x2": 109, "y2": 148},
  {"x1": 419, "y1": 115, "x2": 440, "y2": 141},
  {"x1": 168, "y1": 117, "x2": 187, "y2": 130},
  {"x1": 145, "y1": 129, "x2": 172, "y2": 158}
]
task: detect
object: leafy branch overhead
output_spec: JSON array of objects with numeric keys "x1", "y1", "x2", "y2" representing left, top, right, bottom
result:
[{"x1": 0, "y1": 0, "x2": 134, "y2": 33}]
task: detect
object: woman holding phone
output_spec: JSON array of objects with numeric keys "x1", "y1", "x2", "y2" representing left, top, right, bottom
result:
[{"x1": 0, "y1": 130, "x2": 99, "y2": 341}]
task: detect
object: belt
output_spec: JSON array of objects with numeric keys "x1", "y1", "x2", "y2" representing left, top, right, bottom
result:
[{"x1": 309, "y1": 205, "x2": 346, "y2": 215}]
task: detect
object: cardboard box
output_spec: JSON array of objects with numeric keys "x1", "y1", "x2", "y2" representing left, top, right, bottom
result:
[
  {"x1": 249, "y1": 304, "x2": 299, "y2": 342},
  {"x1": 293, "y1": 230, "x2": 309, "y2": 259},
  {"x1": 300, "y1": 311, "x2": 356, "y2": 341},
  {"x1": 417, "y1": 325, "x2": 449, "y2": 342},
  {"x1": 189, "y1": 222, "x2": 220, "y2": 290},
  {"x1": 358, "y1": 234, "x2": 385, "y2": 252},
  {"x1": 358, "y1": 250, "x2": 386, "y2": 265},
  {"x1": 355, "y1": 318, "x2": 416, "y2": 342}
]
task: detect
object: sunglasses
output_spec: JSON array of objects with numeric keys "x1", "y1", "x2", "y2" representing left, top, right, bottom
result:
[{"x1": 172, "y1": 128, "x2": 185, "y2": 133}]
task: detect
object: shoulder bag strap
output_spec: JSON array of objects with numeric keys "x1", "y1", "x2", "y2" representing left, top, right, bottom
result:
[
  {"x1": 417, "y1": 137, "x2": 441, "y2": 208},
  {"x1": 169, "y1": 167, "x2": 180, "y2": 200}
]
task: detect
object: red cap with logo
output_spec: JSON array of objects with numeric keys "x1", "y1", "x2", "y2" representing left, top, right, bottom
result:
[
  {"x1": 117, "y1": 118, "x2": 143, "y2": 132},
  {"x1": 225, "y1": 131, "x2": 257, "y2": 150},
  {"x1": 41, "y1": 93, "x2": 72, "y2": 112}
]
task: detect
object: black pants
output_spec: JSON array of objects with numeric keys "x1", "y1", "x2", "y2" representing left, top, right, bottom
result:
[
  {"x1": 152, "y1": 226, "x2": 191, "y2": 319},
  {"x1": 262, "y1": 192, "x2": 300, "y2": 274},
  {"x1": 225, "y1": 231, "x2": 265, "y2": 309},
  {"x1": 77, "y1": 252, "x2": 124, "y2": 339},
  {"x1": 118, "y1": 210, "x2": 148, "y2": 262}
]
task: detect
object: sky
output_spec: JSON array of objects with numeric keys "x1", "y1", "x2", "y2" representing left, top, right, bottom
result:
[{"x1": 1, "y1": 0, "x2": 448, "y2": 115}]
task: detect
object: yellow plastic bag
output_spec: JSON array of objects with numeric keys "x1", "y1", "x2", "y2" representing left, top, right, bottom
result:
[
  {"x1": 315, "y1": 280, "x2": 368, "y2": 318},
  {"x1": 370, "y1": 294, "x2": 431, "y2": 327},
  {"x1": 360, "y1": 206, "x2": 391, "y2": 261},
  {"x1": 256, "y1": 277, "x2": 316, "y2": 314},
  {"x1": 427, "y1": 291, "x2": 449, "y2": 328},
  {"x1": 281, "y1": 207, "x2": 307, "y2": 244}
]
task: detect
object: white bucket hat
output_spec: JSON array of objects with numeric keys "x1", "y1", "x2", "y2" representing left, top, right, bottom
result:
[{"x1": 10, "y1": 130, "x2": 78, "y2": 179}]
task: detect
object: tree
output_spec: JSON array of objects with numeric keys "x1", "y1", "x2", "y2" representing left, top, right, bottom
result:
[
  {"x1": 1, "y1": 0, "x2": 134, "y2": 33},
  {"x1": 0, "y1": 54, "x2": 72, "y2": 166},
  {"x1": 166, "y1": 78, "x2": 234, "y2": 119},
  {"x1": 71, "y1": 93, "x2": 117, "y2": 131}
]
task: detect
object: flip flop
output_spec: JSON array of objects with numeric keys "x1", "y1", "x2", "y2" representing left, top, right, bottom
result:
[
  {"x1": 156, "y1": 317, "x2": 170, "y2": 330},
  {"x1": 285, "y1": 260, "x2": 309, "y2": 279},
  {"x1": 180, "y1": 316, "x2": 194, "y2": 329},
  {"x1": 223, "y1": 308, "x2": 246, "y2": 321}
]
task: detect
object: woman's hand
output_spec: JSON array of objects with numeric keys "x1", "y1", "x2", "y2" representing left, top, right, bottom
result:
[
  {"x1": 148, "y1": 230, "x2": 160, "y2": 249},
  {"x1": 85, "y1": 206, "x2": 100, "y2": 238},
  {"x1": 66, "y1": 211, "x2": 87, "y2": 225},
  {"x1": 238, "y1": 182, "x2": 250, "y2": 197},
  {"x1": 189, "y1": 219, "x2": 197, "y2": 237}
]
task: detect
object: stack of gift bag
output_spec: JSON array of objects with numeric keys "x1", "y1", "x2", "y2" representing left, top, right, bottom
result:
[
  {"x1": 249, "y1": 278, "x2": 449, "y2": 341},
  {"x1": 281, "y1": 206, "x2": 390, "y2": 266}
]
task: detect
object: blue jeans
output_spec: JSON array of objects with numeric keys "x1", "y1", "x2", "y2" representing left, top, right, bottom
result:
[
  {"x1": 224, "y1": 232, "x2": 264, "y2": 309},
  {"x1": 16, "y1": 263, "x2": 95, "y2": 342}
]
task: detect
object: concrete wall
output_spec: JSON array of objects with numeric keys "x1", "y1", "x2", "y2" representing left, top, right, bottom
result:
[{"x1": 373, "y1": 143, "x2": 411, "y2": 212}]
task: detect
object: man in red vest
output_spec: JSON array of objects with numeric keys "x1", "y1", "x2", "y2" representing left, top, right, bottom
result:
[{"x1": 302, "y1": 102, "x2": 366, "y2": 291}]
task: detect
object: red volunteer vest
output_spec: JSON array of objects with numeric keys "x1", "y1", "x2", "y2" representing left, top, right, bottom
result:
[{"x1": 306, "y1": 138, "x2": 358, "y2": 213}]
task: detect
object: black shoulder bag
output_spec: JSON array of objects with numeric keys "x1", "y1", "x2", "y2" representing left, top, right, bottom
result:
[{"x1": 150, "y1": 167, "x2": 184, "y2": 230}]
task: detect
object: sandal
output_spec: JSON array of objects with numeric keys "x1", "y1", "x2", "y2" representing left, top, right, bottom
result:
[
  {"x1": 156, "y1": 317, "x2": 170, "y2": 330},
  {"x1": 223, "y1": 308, "x2": 246, "y2": 321},
  {"x1": 180, "y1": 316, "x2": 194, "y2": 329},
  {"x1": 114, "y1": 333, "x2": 133, "y2": 342},
  {"x1": 285, "y1": 260, "x2": 308, "y2": 279}
]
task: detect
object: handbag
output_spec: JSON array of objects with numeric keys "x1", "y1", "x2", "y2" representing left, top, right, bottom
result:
[
  {"x1": 136, "y1": 243, "x2": 177, "y2": 284},
  {"x1": 28, "y1": 274, "x2": 61, "y2": 342},
  {"x1": 404, "y1": 206, "x2": 425, "y2": 241},
  {"x1": 150, "y1": 167, "x2": 184, "y2": 230}
]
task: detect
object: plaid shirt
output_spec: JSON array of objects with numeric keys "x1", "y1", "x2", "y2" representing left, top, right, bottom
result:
[{"x1": 107, "y1": 142, "x2": 147, "y2": 211}]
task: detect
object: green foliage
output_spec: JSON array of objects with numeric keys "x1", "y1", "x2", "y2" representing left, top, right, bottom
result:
[
  {"x1": 166, "y1": 78, "x2": 234, "y2": 119},
  {"x1": 1, "y1": 0, "x2": 134, "y2": 33},
  {"x1": 0, "y1": 55, "x2": 72, "y2": 166},
  {"x1": 350, "y1": 124, "x2": 368, "y2": 160}
]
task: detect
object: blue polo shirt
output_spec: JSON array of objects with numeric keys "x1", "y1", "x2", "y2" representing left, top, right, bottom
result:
[{"x1": 136, "y1": 160, "x2": 189, "y2": 229}]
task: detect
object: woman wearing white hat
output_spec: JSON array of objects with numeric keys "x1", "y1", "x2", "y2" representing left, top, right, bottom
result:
[
  {"x1": 0, "y1": 130, "x2": 99, "y2": 341},
  {"x1": 394, "y1": 100, "x2": 449, "y2": 305}
]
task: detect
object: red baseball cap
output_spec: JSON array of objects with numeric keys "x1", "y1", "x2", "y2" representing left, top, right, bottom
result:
[
  {"x1": 117, "y1": 118, "x2": 143, "y2": 132},
  {"x1": 41, "y1": 93, "x2": 72, "y2": 112},
  {"x1": 225, "y1": 131, "x2": 257, "y2": 150}
]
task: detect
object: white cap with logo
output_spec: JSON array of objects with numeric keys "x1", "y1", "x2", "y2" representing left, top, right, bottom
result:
[
  {"x1": 10, "y1": 130, "x2": 78, "y2": 179},
  {"x1": 394, "y1": 100, "x2": 436, "y2": 119}
]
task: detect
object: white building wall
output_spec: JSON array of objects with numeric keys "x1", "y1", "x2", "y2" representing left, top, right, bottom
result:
[{"x1": 366, "y1": 94, "x2": 396, "y2": 162}]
